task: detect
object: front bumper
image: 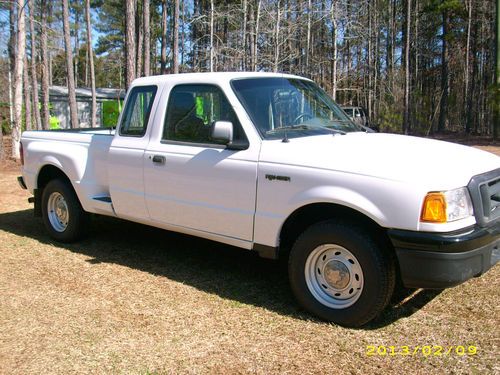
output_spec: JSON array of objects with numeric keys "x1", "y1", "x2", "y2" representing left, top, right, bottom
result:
[{"x1": 389, "y1": 224, "x2": 500, "y2": 288}]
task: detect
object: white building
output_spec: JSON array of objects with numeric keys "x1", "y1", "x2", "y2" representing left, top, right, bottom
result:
[{"x1": 49, "y1": 86, "x2": 126, "y2": 129}]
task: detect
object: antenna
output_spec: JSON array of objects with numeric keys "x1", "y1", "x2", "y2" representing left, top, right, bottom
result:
[{"x1": 282, "y1": 128, "x2": 289, "y2": 142}]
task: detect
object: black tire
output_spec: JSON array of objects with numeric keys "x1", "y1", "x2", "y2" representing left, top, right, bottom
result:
[
  {"x1": 41, "y1": 179, "x2": 89, "y2": 242},
  {"x1": 288, "y1": 220, "x2": 395, "y2": 327}
]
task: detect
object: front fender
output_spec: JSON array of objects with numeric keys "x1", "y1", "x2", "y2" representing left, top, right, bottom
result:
[
  {"x1": 253, "y1": 166, "x2": 423, "y2": 247},
  {"x1": 288, "y1": 185, "x2": 388, "y2": 226}
]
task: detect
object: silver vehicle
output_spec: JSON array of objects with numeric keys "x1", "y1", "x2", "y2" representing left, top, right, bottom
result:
[{"x1": 342, "y1": 106, "x2": 369, "y2": 126}]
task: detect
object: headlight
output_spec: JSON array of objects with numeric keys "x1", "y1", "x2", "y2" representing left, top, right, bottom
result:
[{"x1": 421, "y1": 187, "x2": 473, "y2": 223}]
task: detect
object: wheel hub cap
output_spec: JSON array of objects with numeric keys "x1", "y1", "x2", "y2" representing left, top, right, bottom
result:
[
  {"x1": 304, "y1": 244, "x2": 364, "y2": 309},
  {"x1": 324, "y1": 260, "x2": 350, "y2": 290},
  {"x1": 47, "y1": 192, "x2": 69, "y2": 232}
]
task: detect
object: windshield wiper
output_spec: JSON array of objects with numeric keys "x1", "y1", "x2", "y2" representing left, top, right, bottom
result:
[
  {"x1": 266, "y1": 124, "x2": 347, "y2": 141},
  {"x1": 322, "y1": 126, "x2": 347, "y2": 135},
  {"x1": 265, "y1": 124, "x2": 312, "y2": 135}
]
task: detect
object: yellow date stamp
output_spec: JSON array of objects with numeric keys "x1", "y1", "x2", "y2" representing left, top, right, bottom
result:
[{"x1": 366, "y1": 345, "x2": 478, "y2": 357}]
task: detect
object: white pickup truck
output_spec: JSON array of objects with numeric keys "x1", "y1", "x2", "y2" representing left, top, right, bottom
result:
[{"x1": 19, "y1": 72, "x2": 500, "y2": 327}]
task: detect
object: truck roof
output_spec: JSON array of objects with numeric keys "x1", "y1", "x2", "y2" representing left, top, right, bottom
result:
[{"x1": 131, "y1": 71, "x2": 309, "y2": 86}]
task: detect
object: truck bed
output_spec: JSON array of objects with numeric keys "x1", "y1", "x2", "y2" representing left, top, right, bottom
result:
[
  {"x1": 21, "y1": 128, "x2": 116, "y2": 217},
  {"x1": 22, "y1": 127, "x2": 115, "y2": 140}
]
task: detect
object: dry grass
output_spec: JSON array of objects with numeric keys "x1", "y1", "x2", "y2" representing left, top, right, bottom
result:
[{"x1": 0, "y1": 143, "x2": 499, "y2": 374}]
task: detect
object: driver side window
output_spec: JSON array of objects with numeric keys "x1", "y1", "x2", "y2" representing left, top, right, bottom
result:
[{"x1": 163, "y1": 84, "x2": 247, "y2": 146}]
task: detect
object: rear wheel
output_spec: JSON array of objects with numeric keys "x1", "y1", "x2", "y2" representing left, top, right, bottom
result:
[
  {"x1": 288, "y1": 220, "x2": 395, "y2": 327},
  {"x1": 41, "y1": 179, "x2": 89, "y2": 242}
]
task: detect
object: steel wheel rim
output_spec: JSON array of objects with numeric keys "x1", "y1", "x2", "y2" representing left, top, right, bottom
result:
[
  {"x1": 305, "y1": 244, "x2": 364, "y2": 309},
  {"x1": 47, "y1": 192, "x2": 69, "y2": 232}
]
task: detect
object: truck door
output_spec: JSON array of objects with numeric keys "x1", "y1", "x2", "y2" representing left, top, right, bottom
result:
[
  {"x1": 143, "y1": 84, "x2": 258, "y2": 242},
  {"x1": 108, "y1": 84, "x2": 160, "y2": 221}
]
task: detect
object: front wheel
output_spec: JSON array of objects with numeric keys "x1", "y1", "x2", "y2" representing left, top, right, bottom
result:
[
  {"x1": 41, "y1": 179, "x2": 89, "y2": 242},
  {"x1": 288, "y1": 220, "x2": 395, "y2": 327}
]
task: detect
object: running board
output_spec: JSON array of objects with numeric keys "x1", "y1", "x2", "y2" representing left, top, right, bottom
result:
[{"x1": 91, "y1": 196, "x2": 116, "y2": 216}]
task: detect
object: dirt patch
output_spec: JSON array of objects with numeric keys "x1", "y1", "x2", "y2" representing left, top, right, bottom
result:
[
  {"x1": 431, "y1": 134, "x2": 500, "y2": 156},
  {"x1": 0, "y1": 158, "x2": 21, "y2": 173},
  {"x1": 0, "y1": 142, "x2": 499, "y2": 374},
  {"x1": 474, "y1": 145, "x2": 500, "y2": 157}
]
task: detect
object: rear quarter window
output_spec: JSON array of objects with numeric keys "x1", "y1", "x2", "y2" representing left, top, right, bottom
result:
[{"x1": 119, "y1": 85, "x2": 157, "y2": 137}]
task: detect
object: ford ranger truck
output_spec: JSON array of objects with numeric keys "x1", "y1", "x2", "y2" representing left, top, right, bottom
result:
[{"x1": 18, "y1": 72, "x2": 500, "y2": 327}]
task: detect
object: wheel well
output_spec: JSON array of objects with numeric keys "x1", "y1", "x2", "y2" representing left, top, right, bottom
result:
[
  {"x1": 37, "y1": 165, "x2": 72, "y2": 192},
  {"x1": 33, "y1": 165, "x2": 74, "y2": 217},
  {"x1": 279, "y1": 203, "x2": 393, "y2": 257}
]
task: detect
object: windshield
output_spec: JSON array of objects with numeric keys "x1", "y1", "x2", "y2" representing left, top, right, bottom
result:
[
  {"x1": 343, "y1": 108, "x2": 354, "y2": 117},
  {"x1": 231, "y1": 78, "x2": 363, "y2": 140}
]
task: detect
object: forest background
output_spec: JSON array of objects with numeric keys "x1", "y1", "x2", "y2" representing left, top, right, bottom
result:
[{"x1": 0, "y1": 0, "x2": 499, "y2": 159}]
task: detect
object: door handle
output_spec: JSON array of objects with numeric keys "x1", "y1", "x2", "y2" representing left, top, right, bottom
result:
[{"x1": 152, "y1": 155, "x2": 166, "y2": 164}]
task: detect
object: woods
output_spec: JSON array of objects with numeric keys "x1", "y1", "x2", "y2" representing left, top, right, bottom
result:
[{"x1": 0, "y1": 0, "x2": 499, "y2": 159}]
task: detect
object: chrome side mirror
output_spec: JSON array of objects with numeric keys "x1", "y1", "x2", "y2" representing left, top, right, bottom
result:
[{"x1": 211, "y1": 121, "x2": 234, "y2": 144}]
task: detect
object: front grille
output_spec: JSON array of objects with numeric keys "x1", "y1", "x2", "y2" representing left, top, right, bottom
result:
[{"x1": 469, "y1": 168, "x2": 500, "y2": 227}]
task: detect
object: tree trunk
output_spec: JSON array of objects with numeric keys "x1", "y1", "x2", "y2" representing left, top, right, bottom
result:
[
  {"x1": 438, "y1": 8, "x2": 449, "y2": 133},
  {"x1": 85, "y1": 38, "x2": 89, "y2": 87},
  {"x1": 386, "y1": 0, "x2": 395, "y2": 95},
  {"x1": 161, "y1": 0, "x2": 167, "y2": 74},
  {"x1": 181, "y1": 0, "x2": 185, "y2": 67},
  {"x1": 125, "y1": 0, "x2": 136, "y2": 87},
  {"x1": 49, "y1": 50, "x2": 53, "y2": 86},
  {"x1": 192, "y1": 0, "x2": 199, "y2": 69},
  {"x1": 85, "y1": 0, "x2": 97, "y2": 128},
  {"x1": 402, "y1": 0, "x2": 411, "y2": 134},
  {"x1": 210, "y1": 0, "x2": 215, "y2": 72},
  {"x1": 173, "y1": 0, "x2": 180, "y2": 73},
  {"x1": 9, "y1": 0, "x2": 16, "y2": 129},
  {"x1": 62, "y1": 0, "x2": 79, "y2": 129},
  {"x1": 493, "y1": 0, "x2": 499, "y2": 139},
  {"x1": 74, "y1": 7, "x2": 80, "y2": 88},
  {"x1": 136, "y1": 1, "x2": 143, "y2": 79},
  {"x1": 28, "y1": 0, "x2": 41, "y2": 130},
  {"x1": 273, "y1": 1, "x2": 281, "y2": 72},
  {"x1": 331, "y1": 1, "x2": 338, "y2": 101},
  {"x1": 374, "y1": 0, "x2": 380, "y2": 119},
  {"x1": 249, "y1": 1, "x2": 255, "y2": 71},
  {"x1": 143, "y1": 0, "x2": 150, "y2": 76},
  {"x1": 306, "y1": 0, "x2": 311, "y2": 69},
  {"x1": 24, "y1": 51, "x2": 32, "y2": 131},
  {"x1": 297, "y1": 0, "x2": 304, "y2": 74},
  {"x1": 289, "y1": 0, "x2": 297, "y2": 75},
  {"x1": 40, "y1": 0, "x2": 50, "y2": 130},
  {"x1": 9, "y1": 0, "x2": 16, "y2": 86},
  {"x1": 13, "y1": 0, "x2": 26, "y2": 159},
  {"x1": 254, "y1": 0, "x2": 261, "y2": 71},
  {"x1": 466, "y1": 18, "x2": 478, "y2": 135},
  {"x1": 367, "y1": 1, "x2": 373, "y2": 121},
  {"x1": 415, "y1": 0, "x2": 419, "y2": 83},
  {"x1": 7, "y1": 0, "x2": 16, "y2": 156},
  {"x1": 242, "y1": 0, "x2": 247, "y2": 70},
  {"x1": 464, "y1": 0, "x2": 472, "y2": 133}
]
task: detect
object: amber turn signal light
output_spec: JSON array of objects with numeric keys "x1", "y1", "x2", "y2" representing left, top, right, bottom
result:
[{"x1": 420, "y1": 193, "x2": 447, "y2": 223}]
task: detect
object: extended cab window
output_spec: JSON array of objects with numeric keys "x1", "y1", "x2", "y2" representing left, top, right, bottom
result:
[
  {"x1": 119, "y1": 85, "x2": 157, "y2": 137},
  {"x1": 163, "y1": 84, "x2": 246, "y2": 145}
]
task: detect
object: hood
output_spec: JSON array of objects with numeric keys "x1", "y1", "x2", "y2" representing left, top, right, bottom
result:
[{"x1": 259, "y1": 133, "x2": 500, "y2": 190}]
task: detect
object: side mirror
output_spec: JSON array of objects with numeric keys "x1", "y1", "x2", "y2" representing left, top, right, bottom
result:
[{"x1": 211, "y1": 121, "x2": 233, "y2": 144}]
